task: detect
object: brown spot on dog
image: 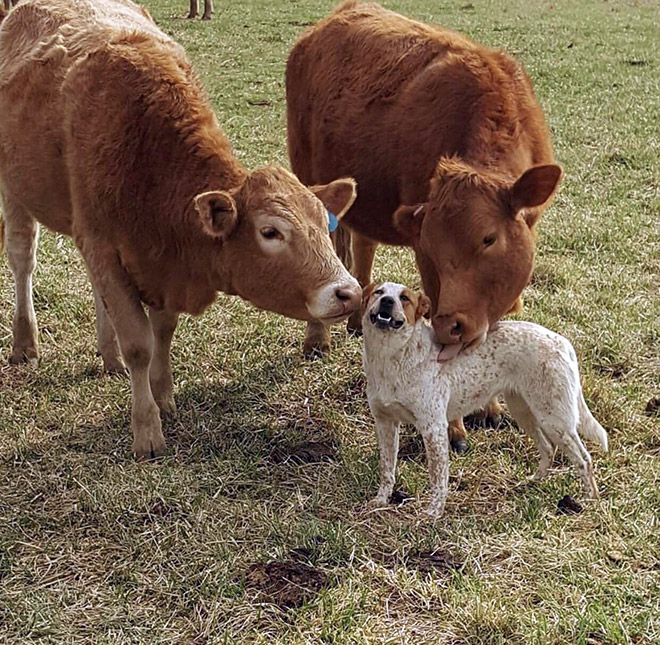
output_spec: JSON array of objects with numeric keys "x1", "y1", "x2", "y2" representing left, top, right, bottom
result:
[{"x1": 401, "y1": 288, "x2": 431, "y2": 325}]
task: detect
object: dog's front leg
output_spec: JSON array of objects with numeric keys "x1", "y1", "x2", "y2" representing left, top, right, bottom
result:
[
  {"x1": 369, "y1": 413, "x2": 400, "y2": 508},
  {"x1": 419, "y1": 421, "x2": 450, "y2": 518}
]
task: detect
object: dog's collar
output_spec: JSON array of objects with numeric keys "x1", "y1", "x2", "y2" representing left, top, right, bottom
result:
[{"x1": 327, "y1": 210, "x2": 339, "y2": 233}]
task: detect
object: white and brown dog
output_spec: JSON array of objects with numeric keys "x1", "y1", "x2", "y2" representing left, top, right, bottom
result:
[{"x1": 362, "y1": 282, "x2": 608, "y2": 517}]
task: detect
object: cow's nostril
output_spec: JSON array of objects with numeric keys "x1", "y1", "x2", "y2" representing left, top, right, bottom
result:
[
  {"x1": 335, "y1": 288, "x2": 352, "y2": 302},
  {"x1": 450, "y1": 321, "x2": 462, "y2": 336}
]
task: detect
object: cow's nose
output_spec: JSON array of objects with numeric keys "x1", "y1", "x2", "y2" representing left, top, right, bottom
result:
[
  {"x1": 334, "y1": 283, "x2": 362, "y2": 312},
  {"x1": 432, "y1": 313, "x2": 468, "y2": 344}
]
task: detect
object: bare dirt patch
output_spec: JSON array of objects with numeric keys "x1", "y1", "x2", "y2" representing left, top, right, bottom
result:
[
  {"x1": 244, "y1": 560, "x2": 328, "y2": 609},
  {"x1": 269, "y1": 440, "x2": 337, "y2": 464}
]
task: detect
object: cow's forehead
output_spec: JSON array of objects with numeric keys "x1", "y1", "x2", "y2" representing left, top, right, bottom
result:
[{"x1": 242, "y1": 167, "x2": 327, "y2": 227}]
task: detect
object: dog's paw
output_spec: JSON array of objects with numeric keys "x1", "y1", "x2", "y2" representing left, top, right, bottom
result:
[
  {"x1": 366, "y1": 496, "x2": 389, "y2": 511},
  {"x1": 423, "y1": 504, "x2": 445, "y2": 519}
]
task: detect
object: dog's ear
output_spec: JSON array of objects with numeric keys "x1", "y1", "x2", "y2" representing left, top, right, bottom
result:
[
  {"x1": 416, "y1": 293, "x2": 431, "y2": 320},
  {"x1": 361, "y1": 282, "x2": 378, "y2": 310}
]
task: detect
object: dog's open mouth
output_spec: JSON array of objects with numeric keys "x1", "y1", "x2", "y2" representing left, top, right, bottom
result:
[{"x1": 370, "y1": 312, "x2": 404, "y2": 331}]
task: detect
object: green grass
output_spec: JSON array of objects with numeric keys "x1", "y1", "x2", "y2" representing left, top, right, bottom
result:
[{"x1": 1, "y1": 0, "x2": 659, "y2": 642}]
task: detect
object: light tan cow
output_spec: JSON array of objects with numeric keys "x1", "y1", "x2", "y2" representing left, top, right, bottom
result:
[{"x1": 0, "y1": 0, "x2": 361, "y2": 458}]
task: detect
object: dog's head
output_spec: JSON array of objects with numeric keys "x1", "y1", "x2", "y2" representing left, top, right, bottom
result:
[{"x1": 361, "y1": 282, "x2": 431, "y2": 338}]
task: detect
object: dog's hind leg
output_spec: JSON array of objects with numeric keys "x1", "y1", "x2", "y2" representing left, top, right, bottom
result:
[
  {"x1": 369, "y1": 413, "x2": 400, "y2": 508},
  {"x1": 554, "y1": 428, "x2": 599, "y2": 499},
  {"x1": 505, "y1": 392, "x2": 553, "y2": 481}
]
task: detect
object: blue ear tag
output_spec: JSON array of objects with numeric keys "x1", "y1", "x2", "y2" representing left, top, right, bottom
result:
[{"x1": 327, "y1": 210, "x2": 339, "y2": 234}]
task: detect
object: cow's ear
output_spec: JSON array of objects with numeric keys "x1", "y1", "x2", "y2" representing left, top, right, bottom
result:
[
  {"x1": 310, "y1": 178, "x2": 357, "y2": 219},
  {"x1": 510, "y1": 164, "x2": 563, "y2": 214},
  {"x1": 393, "y1": 203, "x2": 426, "y2": 241},
  {"x1": 194, "y1": 190, "x2": 238, "y2": 240},
  {"x1": 416, "y1": 293, "x2": 431, "y2": 320}
]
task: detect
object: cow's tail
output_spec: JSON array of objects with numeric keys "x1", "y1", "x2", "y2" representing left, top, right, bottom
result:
[
  {"x1": 0, "y1": 6, "x2": 7, "y2": 24},
  {"x1": 577, "y1": 390, "x2": 608, "y2": 452},
  {"x1": 0, "y1": 213, "x2": 4, "y2": 252}
]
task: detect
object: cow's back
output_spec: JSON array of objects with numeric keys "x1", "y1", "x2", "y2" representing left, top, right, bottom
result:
[
  {"x1": 286, "y1": 1, "x2": 554, "y2": 244},
  {"x1": 0, "y1": 0, "x2": 179, "y2": 233}
]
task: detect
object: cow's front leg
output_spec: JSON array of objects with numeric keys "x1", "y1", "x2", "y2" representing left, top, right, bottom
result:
[
  {"x1": 3, "y1": 197, "x2": 40, "y2": 366},
  {"x1": 187, "y1": 0, "x2": 198, "y2": 19},
  {"x1": 368, "y1": 413, "x2": 400, "y2": 508},
  {"x1": 303, "y1": 320, "x2": 330, "y2": 359},
  {"x1": 148, "y1": 307, "x2": 179, "y2": 415},
  {"x1": 81, "y1": 242, "x2": 165, "y2": 459},
  {"x1": 420, "y1": 421, "x2": 450, "y2": 517},
  {"x1": 346, "y1": 232, "x2": 378, "y2": 335},
  {"x1": 201, "y1": 0, "x2": 213, "y2": 20}
]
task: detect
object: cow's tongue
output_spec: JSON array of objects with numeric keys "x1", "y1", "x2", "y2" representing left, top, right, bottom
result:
[{"x1": 436, "y1": 342, "x2": 464, "y2": 362}]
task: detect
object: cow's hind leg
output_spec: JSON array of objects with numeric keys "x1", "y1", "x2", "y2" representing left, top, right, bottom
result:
[
  {"x1": 346, "y1": 231, "x2": 378, "y2": 335},
  {"x1": 187, "y1": 0, "x2": 198, "y2": 19},
  {"x1": 3, "y1": 196, "x2": 40, "y2": 366},
  {"x1": 81, "y1": 241, "x2": 165, "y2": 459},
  {"x1": 466, "y1": 396, "x2": 505, "y2": 428},
  {"x1": 448, "y1": 418, "x2": 468, "y2": 454},
  {"x1": 90, "y1": 278, "x2": 126, "y2": 374},
  {"x1": 149, "y1": 307, "x2": 179, "y2": 415},
  {"x1": 202, "y1": 0, "x2": 213, "y2": 20}
]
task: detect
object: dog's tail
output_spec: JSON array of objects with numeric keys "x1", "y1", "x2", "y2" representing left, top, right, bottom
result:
[{"x1": 577, "y1": 391, "x2": 608, "y2": 451}]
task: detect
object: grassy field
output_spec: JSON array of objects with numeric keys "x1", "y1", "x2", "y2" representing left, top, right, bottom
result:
[{"x1": 1, "y1": 0, "x2": 659, "y2": 642}]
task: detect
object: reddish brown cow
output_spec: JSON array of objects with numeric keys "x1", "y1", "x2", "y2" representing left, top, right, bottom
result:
[
  {"x1": 287, "y1": 1, "x2": 562, "y2": 450},
  {"x1": 187, "y1": 0, "x2": 212, "y2": 20},
  {"x1": 0, "y1": 0, "x2": 361, "y2": 458}
]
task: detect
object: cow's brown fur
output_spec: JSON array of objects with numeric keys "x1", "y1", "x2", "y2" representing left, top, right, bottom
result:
[
  {"x1": 0, "y1": 0, "x2": 360, "y2": 458},
  {"x1": 287, "y1": 1, "x2": 562, "y2": 446},
  {"x1": 187, "y1": 0, "x2": 212, "y2": 21}
]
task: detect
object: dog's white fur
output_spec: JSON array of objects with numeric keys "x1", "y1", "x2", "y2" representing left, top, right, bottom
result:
[{"x1": 362, "y1": 282, "x2": 608, "y2": 517}]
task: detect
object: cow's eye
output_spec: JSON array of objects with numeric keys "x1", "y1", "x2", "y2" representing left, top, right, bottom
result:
[
  {"x1": 483, "y1": 235, "x2": 497, "y2": 247},
  {"x1": 261, "y1": 227, "x2": 283, "y2": 240},
  {"x1": 400, "y1": 294, "x2": 410, "y2": 302}
]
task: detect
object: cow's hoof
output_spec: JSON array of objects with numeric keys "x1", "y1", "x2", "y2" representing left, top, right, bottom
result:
[
  {"x1": 465, "y1": 412, "x2": 502, "y2": 430},
  {"x1": 303, "y1": 338, "x2": 330, "y2": 360},
  {"x1": 157, "y1": 398, "x2": 177, "y2": 417},
  {"x1": 186, "y1": 12, "x2": 197, "y2": 19},
  {"x1": 450, "y1": 438, "x2": 468, "y2": 454},
  {"x1": 9, "y1": 348, "x2": 39, "y2": 367},
  {"x1": 133, "y1": 435, "x2": 167, "y2": 461},
  {"x1": 202, "y1": 13, "x2": 212, "y2": 20},
  {"x1": 103, "y1": 359, "x2": 128, "y2": 376}
]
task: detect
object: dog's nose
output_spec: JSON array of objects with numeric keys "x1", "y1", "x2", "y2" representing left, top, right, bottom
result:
[{"x1": 379, "y1": 296, "x2": 395, "y2": 308}]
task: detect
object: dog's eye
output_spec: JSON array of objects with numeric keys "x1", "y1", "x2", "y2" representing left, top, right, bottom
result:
[
  {"x1": 483, "y1": 235, "x2": 496, "y2": 247},
  {"x1": 400, "y1": 294, "x2": 410, "y2": 302},
  {"x1": 373, "y1": 289, "x2": 384, "y2": 296},
  {"x1": 261, "y1": 227, "x2": 283, "y2": 241}
]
